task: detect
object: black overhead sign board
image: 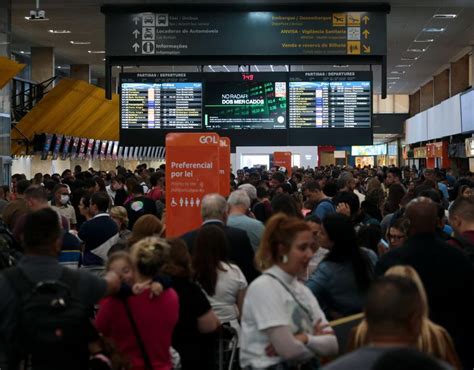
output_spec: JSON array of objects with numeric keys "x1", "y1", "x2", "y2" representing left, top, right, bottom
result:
[{"x1": 105, "y1": 10, "x2": 387, "y2": 57}]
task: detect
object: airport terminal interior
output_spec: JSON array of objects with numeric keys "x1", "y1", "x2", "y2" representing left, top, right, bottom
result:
[{"x1": 0, "y1": 1, "x2": 474, "y2": 370}]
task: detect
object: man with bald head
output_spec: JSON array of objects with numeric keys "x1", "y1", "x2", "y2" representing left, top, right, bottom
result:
[
  {"x1": 180, "y1": 193, "x2": 259, "y2": 283},
  {"x1": 376, "y1": 197, "x2": 474, "y2": 369}
]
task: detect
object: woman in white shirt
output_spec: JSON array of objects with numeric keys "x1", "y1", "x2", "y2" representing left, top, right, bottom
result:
[
  {"x1": 240, "y1": 213, "x2": 338, "y2": 370},
  {"x1": 193, "y1": 225, "x2": 248, "y2": 328}
]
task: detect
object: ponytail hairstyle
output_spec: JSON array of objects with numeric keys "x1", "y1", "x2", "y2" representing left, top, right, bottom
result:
[
  {"x1": 255, "y1": 213, "x2": 310, "y2": 271},
  {"x1": 192, "y1": 225, "x2": 229, "y2": 296},
  {"x1": 130, "y1": 236, "x2": 170, "y2": 278}
]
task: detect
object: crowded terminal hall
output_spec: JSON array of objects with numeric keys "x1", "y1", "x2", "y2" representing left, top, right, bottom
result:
[{"x1": 2, "y1": 1, "x2": 474, "y2": 370}]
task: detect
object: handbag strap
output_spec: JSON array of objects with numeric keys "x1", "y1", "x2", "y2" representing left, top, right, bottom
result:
[
  {"x1": 264, "y1": 272, "x2": 314, "y2": 323},
  {"x1": 122, "y1": 298, "x2": 153, "y2": 370}
]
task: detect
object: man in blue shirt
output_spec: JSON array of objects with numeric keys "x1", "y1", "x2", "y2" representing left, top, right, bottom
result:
[{"x1": 302, "y1": 181, "x2": 335, "y2": 221}]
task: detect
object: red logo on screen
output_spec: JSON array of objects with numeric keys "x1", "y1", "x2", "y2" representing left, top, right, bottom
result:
[{"x1": 242, "y1": 74, "x2": 254, "y2": 81}]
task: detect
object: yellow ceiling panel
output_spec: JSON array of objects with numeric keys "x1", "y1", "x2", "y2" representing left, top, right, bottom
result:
[
  {"x1": 0, "y1": 57, "x2": 25, "y2": 89},
  {"x1": 14, "y1": 78, "x2": 119, "y2": 144}
]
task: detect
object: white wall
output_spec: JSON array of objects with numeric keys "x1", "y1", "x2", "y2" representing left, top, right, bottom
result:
[
  {"x1": 235, "y1": 146, "x2": 318, "y2": 171},
  {"x1": 12, "y1": 156, "x2": 166, "y2": 179}
]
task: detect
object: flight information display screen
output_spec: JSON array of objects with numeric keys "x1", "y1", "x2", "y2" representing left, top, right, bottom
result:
[
  {"x1": 204, "y1": 73, "x2": 287, "y2": 130},
  {"x1": 120, "y1": 73, "x2": 202, "y2": 129},
  {"x1": 289, "y1": 71, "x2": 372, "y2": 128}
]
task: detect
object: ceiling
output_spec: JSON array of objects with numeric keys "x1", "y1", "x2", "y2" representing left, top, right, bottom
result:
[{"x1": 10, "y1": 0, "x2": 474, "y2": 94}]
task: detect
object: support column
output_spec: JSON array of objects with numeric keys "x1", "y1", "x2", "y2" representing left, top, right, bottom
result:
[
  {"x1": 31, "y1": 46, "x2": 55, "y2": 86},
  {"x1": 70, "y1": 64, "x2": 90, "y2": 83},
  {"x1": 96, "y1": 76, "x2": 117, "y2": 93},
  {"x1": 0, "y1": 0, "x2": 12, "y2": 184}
]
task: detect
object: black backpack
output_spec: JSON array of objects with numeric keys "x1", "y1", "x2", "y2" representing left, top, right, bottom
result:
[
  {"x1": 2, "y1": 267, "x2": 92, "y2": 370},
  {"x1": 0, "y1": 220, "x2": 22, "y2": 270}
]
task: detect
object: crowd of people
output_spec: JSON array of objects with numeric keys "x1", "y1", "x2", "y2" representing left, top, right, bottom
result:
[{"x1": 0, "y1": 162, "x2": 473, "y2": 370}]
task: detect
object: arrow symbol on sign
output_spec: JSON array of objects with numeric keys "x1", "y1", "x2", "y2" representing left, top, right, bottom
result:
[
  {"x1": 363, "y1": 45, "x2": 371, "y2": 53},
  {"x1": 132, "y1": 29, "x2": 140, "y2": 38},
  {"x1": 132, "y1": 43, "x2": 140, "y2": 52},
  {"x1": 133, "y1": 16, "x2": 140, "y2": 25},
  {"x1": 362, "y1": 15, "x2": 370, "y2": 25},
  {"x1": 362, "y1": 29, "x2": 370, "y2": 39}
]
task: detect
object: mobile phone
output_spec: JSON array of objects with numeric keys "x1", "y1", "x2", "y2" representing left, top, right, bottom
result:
[{"x1": 379, "y1": 238, "x2": 389, "y2": 250}]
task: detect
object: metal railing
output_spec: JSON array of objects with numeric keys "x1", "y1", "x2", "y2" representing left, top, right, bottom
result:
[{"x1": 11, "y1": 76, "x2": 58, "y2": 123}]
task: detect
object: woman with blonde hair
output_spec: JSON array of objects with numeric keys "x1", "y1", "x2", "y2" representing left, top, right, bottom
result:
[
  {"x1": 110, "y1": 206, "x2": 131, "y2": 243},
  {"x1": 348, "y1": 265, "x2": 461, "y2": 370},
  {"x1": 96, "y1": 237, "x2": 179, "y2": 370}
]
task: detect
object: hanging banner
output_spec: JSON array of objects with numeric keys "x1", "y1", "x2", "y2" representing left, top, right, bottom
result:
[
  {"x1": 273, "y1": 151, "x2": 292, "y2": 176},
  {"x1": 219, "y1": 137, "x2": 231, "y2": 197},
  {"x1": 166, "y1": 132, "x2": 220, "y2": 237},
  {"x1": 51, "y1": 135, "x2": 63, "y2": 160},
  {"x1": 61, "y1": 136, "x2": 72, "y2": 160},
  {"x1": 41, "y1": 134, "x2": 53, "y2": 160}
]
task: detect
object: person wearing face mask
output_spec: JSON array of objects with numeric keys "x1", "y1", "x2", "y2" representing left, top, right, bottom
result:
[{"x1": 50, "y1": 184, "x2": 77, "y2": 230}]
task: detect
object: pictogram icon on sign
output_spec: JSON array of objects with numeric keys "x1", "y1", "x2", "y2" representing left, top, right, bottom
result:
[
  {"x1": 347, "y1": 27, "x2": 361, "y2": 41},
  {"x1": 347, "y1": 13, "x2": 361, "y2": 26},
  {"x1": 142, "y1": 13, "x2": 155, "y2": 26},
  {"x1": 142, "y1": 41, "x2": 155, "y2": 54},
  {"x1": 347, "y1": 41, "x2": 361, "y2": 55},
  {"x1": 156, "y1": 14, "x2": 169, "y2": 27},
  {"x1": 332, "y1": 13, "x2": 346, "y2": 27},
  {"x1": 142, "y1": 27, "x2": 155, "y2": 40}
]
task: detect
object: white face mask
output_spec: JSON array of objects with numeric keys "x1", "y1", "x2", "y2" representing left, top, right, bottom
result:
[{"x1": 60, "y1": 194, "x2": 70, "y2": 205}]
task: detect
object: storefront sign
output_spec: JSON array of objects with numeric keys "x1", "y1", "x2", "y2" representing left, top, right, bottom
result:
[
  {"x1": 273, "y1": 151, "x2": 292, "y2": 176},
  {"x1": 414, "y1": 146, "x2": 427, "y2": 159}
]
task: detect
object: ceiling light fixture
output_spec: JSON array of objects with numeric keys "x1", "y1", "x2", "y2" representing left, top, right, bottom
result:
[
  {"x1": 333, "y1": 64, "x2": 349, "y2": 68},
  {"x1": 88, "y1": 50, "x2": 105, "y2": 54},
  {"x1": 208, "y1": 65, "x2": 215, "y2": 72},
  {"x1": 48, "y1": 29, "x2": 71, "y2": 34},
  {"x1": 422, "y1": 27, "x2": 445, "y2": 32},
  {"x1": 387, "y1": 77, "x2": 400, "y2": 80},
  {"x1": 407, "y1": 48, "x2": 427, "y2": 53},
  {"x1": 414, "y1": 39, "x2": 434, "y2": 43},
  {"x1": 401, "y1": 57, "x2": 418, "y2": 61},
  {"x1": 395, "y1": 64, "x2": 411, "y2": 68},
  {"x1": 391, "y1": 71, "x2": 405, "y2": 74},
  {"x1": 433, "y1": 14, "x2": 457, "y2": 19},
  {"x1": 70, "y1": 41, "x2": 91, "y2": 45}
]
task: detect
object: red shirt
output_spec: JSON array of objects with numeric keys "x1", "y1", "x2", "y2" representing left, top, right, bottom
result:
[
  {"x1": 95, "y1": 288, "x2": 179, "y2": 370},
  {"x1": 147, "y1": 187, "x2": 163, "y2": 202}
]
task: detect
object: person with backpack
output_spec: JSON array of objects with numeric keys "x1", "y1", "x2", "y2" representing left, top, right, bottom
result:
[
  {"x1": 0, "y1": 208, "x2": 121, "y2": 370},
  {"x1": 302, "y1": 181, "x2": 335, "y2": 221}
]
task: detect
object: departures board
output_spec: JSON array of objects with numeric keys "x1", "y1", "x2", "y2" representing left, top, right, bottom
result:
[
  {"x1": 289, "y1": 71, "x2": 372, "y2": 129},
  {"x1": 120, "y1": 73, "x2": 202, "y2": 129}
]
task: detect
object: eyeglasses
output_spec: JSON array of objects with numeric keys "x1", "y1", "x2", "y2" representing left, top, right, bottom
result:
[{"x1": 388, "y1": 234, "x2": 405, "y2": 240}]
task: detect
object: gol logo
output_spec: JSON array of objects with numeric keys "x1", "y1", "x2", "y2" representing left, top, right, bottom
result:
[
  {"x1": 199, "y1": 136, "x2": 218, "y2": 144},
  {"x1": 242, "y1": 74, "x2": 254, "y2": 81}
]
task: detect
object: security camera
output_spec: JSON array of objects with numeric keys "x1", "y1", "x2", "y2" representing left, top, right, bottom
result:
[{"x1": 27, "y1": 9, "x2": 48, "y2": 20}]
